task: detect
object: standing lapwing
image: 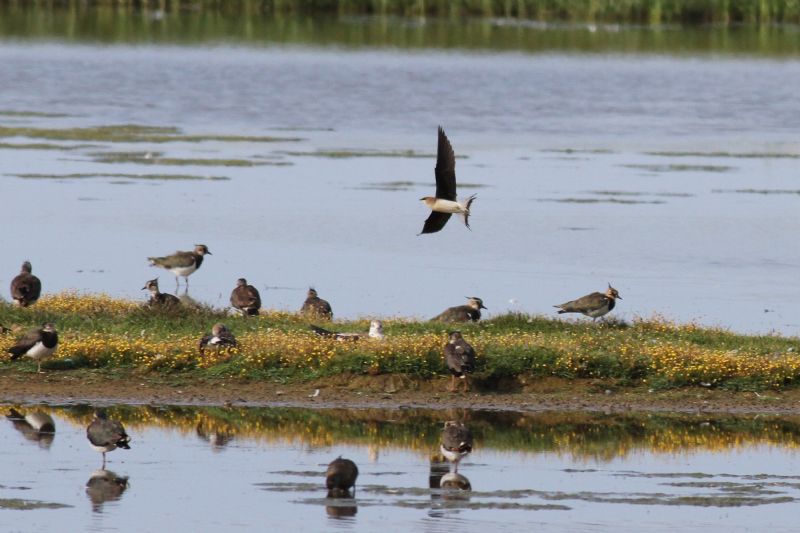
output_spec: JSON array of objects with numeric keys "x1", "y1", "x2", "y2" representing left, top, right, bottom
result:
[
  {"x1": 10, "y1": 261, "x2": 41, "y2": 307},
  {"x1": 554, "y1": 284, "x2": 622, "y2": 322},
  {"x1": 86, "y1": 410, "x2": 131, "y2": 468},
  {"x1": 419, "y1": 127, "x2": 477, "y2": 235},
  {"x1": 142, "y1": 278, "x2": 180, "y2": 307},
  {"x1": 198, "y1": 323, "x2": 238, "y2": 356},
  {"x1": 433, "y1": 297, "x2": 487, "y2": 323},
  {"x1": 230, "y1": 278, "x2": 261, "y2": 317},
  {"x1": 444, "y1": 331, "x2": 476, "y2": 393},
  {"x1": 7, "y1": 323, "x2": 58, "y2": 373},
  {"x1": 147, "y1": 244, "x2": 211, "y2": 289},
  {"x1": 440, "y1": 421, "x2": 473, "y2": 474},
  {"x1": 301, "y1": 288, "x2": 333, "y2": 320},
  {"x1": 310, "y1": 320, "x2": 385, "y2": 341},
  {"x1": 326, "y1": 457, "x2": 359, "y2": 498}
]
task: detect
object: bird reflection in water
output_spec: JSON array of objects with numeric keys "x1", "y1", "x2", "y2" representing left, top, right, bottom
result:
[
  {"x1": 196, "y1": 421, "x2": 234, "y2": 450},
  {"x1": 86, "y1": 470, "x2": 129, "y2": 512},
  {"x1": 325, "y1": 457, "x2": 358, "y2": 519},
  {"x1": 6, "y1": 408, "x2": 55, "y2": 449}
]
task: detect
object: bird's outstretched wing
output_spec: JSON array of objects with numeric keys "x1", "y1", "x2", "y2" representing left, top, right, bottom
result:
[
  {"x1": 419, "y1": 211, "x2": 452, "y2": 235},
  {"x1": 434, "y1": 126, "x2": 457, "y2": 201}
]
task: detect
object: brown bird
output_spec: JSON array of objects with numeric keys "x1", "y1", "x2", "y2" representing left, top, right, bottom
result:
[
  {"x1": 198, "y1": 323, "x2": 238, "y2": 356},
  {"x1": 148, "y1": 244, "x2": 211, "y2": 289},
  {"x1": 433, "y1": 297, "x2": 486, "y2": 323},
  {"x1": 142, "y1": 278, "x2": 180, "y2": 308},
  {"x1": 326, "y1": 456, "x2": 359, "y2": 498},
  {"x1": 440, "y1": 421, "x2": 473, "y2": 473},
  {"x1": 10, "y1": 261, "x2": 41, "y2": 307},
  {"x1": 301, "y1": 288, "x2": 333, "y2": 320},
  {"x1": 8, "y1": 323, "x2": 58, "y2": 373},
  {"x1": 419, "y1": 126, "x2": 477, "y2": 235},
  {"x1": 554, "y1": 284, "x2": 622, "y2": 322},
  {"x1": 230, "y1": 278, "x2": 261, "y2": 317},
  {"x1": 444, "y1": 331, "x2": 476, "y2": 393},
  {"x1": 86, "y1": 410, "x2": 131, "y2": 469}
]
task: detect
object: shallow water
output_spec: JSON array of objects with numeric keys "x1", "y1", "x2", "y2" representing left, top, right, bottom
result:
[{"x1": 2, "y1": 405, "x2": 800, "y2": 532}]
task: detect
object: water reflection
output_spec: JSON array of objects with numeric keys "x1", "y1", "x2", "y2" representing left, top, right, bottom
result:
[
  {"x1": 85, "y1": 469, "x2": 129, "y2": 513},
  {"x1": 17, "y1": 404, "x2": 800, "y2": 460},
  {"x1": 5, "y1": 408, "x2": 55, "y2": 449}
]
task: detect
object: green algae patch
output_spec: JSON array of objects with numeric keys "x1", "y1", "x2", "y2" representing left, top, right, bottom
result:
[
  {"x1": 621, "y1": 163, "x2": 735, "y2": 173},
  {"x1": 0, "y1": 498, "x2": 72, "y2": 510},
  {"x1": 89, "y1": 151, "x2": 274, "y2": 167},
  {"x1": 645, "y1": 151, "x2": 800, "y2": 159},
  {"x1": 12, "y1": 172, "x2": 231, "y2": 181},
  {"x1": 0, "y1": 110, "x2": 71, "y2": 118},
  {"x1": 0, "y1": 124, "x2": 302, "y2": 144},
  {"x1": 282, "y1": 149, "x2": 458, "y2": 159},
  {"x1": 0, "y1": 142, "x2": 96, "y2": 151}
]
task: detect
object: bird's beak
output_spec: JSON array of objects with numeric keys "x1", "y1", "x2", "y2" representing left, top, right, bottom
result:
[
  {"x1": 617, "y1": 295, "x2": 623, "y2": 300},
  {"x1": 481, "y1": 304, "x2": 488, "y2": 309},
  {"x1": 141, "y1": 286, "x2": 147, "y2": 290}
]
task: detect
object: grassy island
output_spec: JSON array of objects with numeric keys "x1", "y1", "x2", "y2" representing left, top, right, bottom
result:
[{"x1": 1, "y1": 292, "x2": 798, "y2": 393}]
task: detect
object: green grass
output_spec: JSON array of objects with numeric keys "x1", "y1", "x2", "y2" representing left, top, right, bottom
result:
[{"x1": 2, "y1": 296, "x2": 799, "y2": 391}]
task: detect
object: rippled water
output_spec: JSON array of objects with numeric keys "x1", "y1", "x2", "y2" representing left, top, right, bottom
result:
[
  {"x1": 2, "y1": 405, "x2": 800, "y2": 532},
  {"x1": 1, "y1": 42, "x2": 798, "y2": 335}
]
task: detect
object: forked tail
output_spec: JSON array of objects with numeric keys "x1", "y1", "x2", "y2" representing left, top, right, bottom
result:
[{"x1": 460, "y1": 194, "x2": 477, "y2": 230}]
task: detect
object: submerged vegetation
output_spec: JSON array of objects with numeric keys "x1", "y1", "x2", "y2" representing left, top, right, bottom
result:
[{"x1": 1, "y1": 293, "x2": 798, "y2": 391}]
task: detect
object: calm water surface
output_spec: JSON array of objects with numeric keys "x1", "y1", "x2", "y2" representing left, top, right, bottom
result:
[
  {"x1": 1, "y1": 405, "x2": 800, "y2": 532},
  {"x1": 1, "y1": 43, "x2": 798, "y2": 335}
]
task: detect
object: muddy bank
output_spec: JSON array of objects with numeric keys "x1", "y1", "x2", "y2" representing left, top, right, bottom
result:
[{"x1": 2, "y1": 369, "x2": 800, "y2": 414}]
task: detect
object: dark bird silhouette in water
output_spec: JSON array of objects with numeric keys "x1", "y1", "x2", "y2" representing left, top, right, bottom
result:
[
  {"x1": 326, "y1": 456, "x2": 359, "y2": 498},
  {"x1": 440, "y1": 421, "x2": 473, "y2": 474},
  {"x1": 419, "y1": 127, "x2": 476, "y2": 235},
  {"x1": 86, "y1": 410, "x2": 131, "y2": 468}
]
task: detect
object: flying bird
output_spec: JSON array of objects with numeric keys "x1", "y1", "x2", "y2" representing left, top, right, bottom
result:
[
  {"x1": 444, "y1": 331, "x2": 476, "y2": 393},
  {"x1": 440, "y1": 421, "x2": 473, "y2": 473},
  {"x1": 230, "y1": 278, "x2": 261, "y2": 317},
  {"x1": 301, "y1": 288, "x2": 333, "y2": 320},
  {"x1": 419, "y1": 127, "x2": 476, "y2": 235},
  {"x1": 148, "y1": 244, "x2": 211, "y2": 289},
  {"x1": 554, "y1": 284, "x2": 622, "y2": 322},
  {"x1": 86, "y1": 410, "x2": 131, "y2": 468},
  {"x1": 326, "y1": 456, "x2": 359, "y2": 498},
  {"x1": 433, "y1": 297, "x2": 487, "y2": 323},
  {"x1": 8, "y1": 323, "x2": 58, "y2": 373},
  {"x1": 10, "y1": 261, "x2": 41, "y2": 307}
]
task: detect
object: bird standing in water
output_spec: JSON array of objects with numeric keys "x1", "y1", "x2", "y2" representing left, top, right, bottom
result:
[{"x1": 86, "y1": 410, "x2": 131, "y2": 468}]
